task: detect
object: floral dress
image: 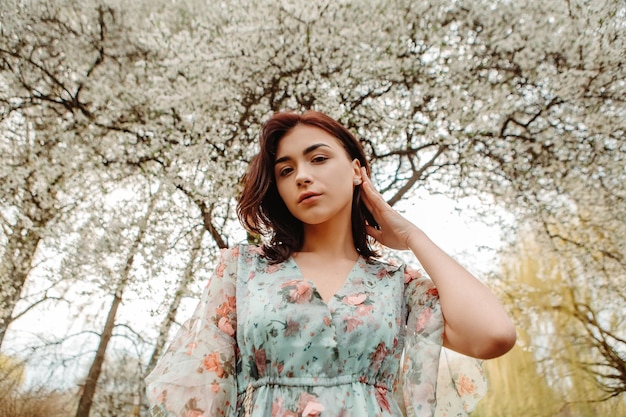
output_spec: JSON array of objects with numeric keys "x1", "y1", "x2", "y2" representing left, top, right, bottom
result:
[{"x1": 145, "y1": 245, "x2": 486, "y2": 417}]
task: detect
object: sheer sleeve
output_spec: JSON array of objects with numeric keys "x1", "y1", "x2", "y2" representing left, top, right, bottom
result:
[
  {"x1": 145, "y1": 246, "x2": 240, "y2": 417},
  {"x1": 399, "y1": 267, "x2": 487, "y2": 417}
]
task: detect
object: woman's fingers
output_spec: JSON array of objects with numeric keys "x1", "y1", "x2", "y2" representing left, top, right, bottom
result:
[
  {"x1": 359, "y1": 168, "x2": 419, "y2": 250},
  {"x1": 360, "y1": 167, "x2": 387, "y2": 212}
]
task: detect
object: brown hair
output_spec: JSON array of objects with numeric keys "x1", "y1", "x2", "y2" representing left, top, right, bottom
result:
[{"x1": 237, "y1": 110, "x2": 379, "y2": 263}]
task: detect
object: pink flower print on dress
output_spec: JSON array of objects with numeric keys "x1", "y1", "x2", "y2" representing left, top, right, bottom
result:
[
  {"x1": 271, "y1": 397, "x2": 284, "y2": 416},
  {"x1": 456, "y1": 374, "x2": 476, "y2": 396},
  {"x1": 415, "y1": 307, "x2": 433, "y2": 332},
  {"x1": 404, "y1": 268, "x2": 421, "y2": 283},
  {"x1": 344, "y1": 316, "x2": 364, "y2": 332},
  {"x1": 215, "y1": 295, "x2": 236, "y2": 317},
  {"x1": 298, "y1": 393, "x2": 325, "y2": 417},
  {"x1": 302, "y1": 401, "x2": 325, "y2": 416},
  {"x1": 343, "y1": 293, "x2": 374, "y2": 316},
  {"x1": 426, "y1": 287, "x2": 439, "y2": 299},
  {"x1": 272, "y1": 397, "x2": 299, "y2": 417},
  {"x1": 185, "y1": 342, "x2": 197, "y2": 355},
  {"x1": 375, "y1": 386, "x2": 391, "y2": 412},
  {"x1": 202, "y1": 352, "x2": 225, "y2": 378},
  {"x1": 218, "y1": 316, "x2": 235, "y2": 336},
  {"x1": 342, "y1": 293, "x2": 366, "y2": 305},
  {"x1": 215, "y1": 260, "x2": 226, "y2": 278},
  {"x1": 371, "y1": 342, "x2": 387, "y2": 364},
  {"x1": 284, "y1": 319, "x2": 300, "y2": 337},
  {"x1": 376, "y1": 268, "x2": 390, "y2": 279},
  {"x1": 355, "y1": 304, "x2": 375, "y2": 316},
  {"x1": 280, "y1": 279, "x2": 300, "y2": 288},
  {"x1": 289, "y1": 281, "x2": 314, "y2": 304},
  {"x1": 297, "y1": 393, "x2": 317, "y2": 408},
  {"x1": 155, "y1": 391, "x2": 166, "y2": 404},
  {"x1": 265, "y1": 263, "x2": 282, "y2": 274},
  {"x1": 254, "y1": 348, "x2": 267, "y2": 376}
]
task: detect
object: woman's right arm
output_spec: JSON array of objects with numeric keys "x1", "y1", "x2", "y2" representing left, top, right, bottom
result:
[{"x1": 145, "y1": 247, "x2": 240, "y2": 417}]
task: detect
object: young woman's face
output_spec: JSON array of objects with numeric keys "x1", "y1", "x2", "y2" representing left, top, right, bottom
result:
[{"x1": 273, "y1": 124, "x2": 361, "y2": 227}]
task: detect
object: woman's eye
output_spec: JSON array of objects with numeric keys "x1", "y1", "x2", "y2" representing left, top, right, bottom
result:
[
  {"x1": 312, "y1": 155, "x2": 328, "y2": 163},
  {"x1": 279, "y1": 167, "x2": 293, "y2": 177}
]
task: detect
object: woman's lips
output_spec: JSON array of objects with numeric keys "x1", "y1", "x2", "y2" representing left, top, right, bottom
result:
[{"x1": 298, "y1": 192, "x2": 321, "y2": 204}]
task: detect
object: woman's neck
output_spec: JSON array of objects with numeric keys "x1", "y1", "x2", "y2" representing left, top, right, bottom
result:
[{"x1": 300, "y1": 218, "x2": 359, "y2": 260}]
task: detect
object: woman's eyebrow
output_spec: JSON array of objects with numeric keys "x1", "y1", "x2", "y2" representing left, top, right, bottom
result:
[{"x1": 274, "y1": 143, "x2": 331, "y2": 165}]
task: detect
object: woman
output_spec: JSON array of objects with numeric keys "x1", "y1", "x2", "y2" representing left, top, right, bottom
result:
[{"x1": 146, "y1": 110, "x2": 516, "y2": 417}]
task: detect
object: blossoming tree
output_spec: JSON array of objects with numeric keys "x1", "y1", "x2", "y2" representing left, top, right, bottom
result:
[{"x1": 0, "y1": 0, "x2": 623, "y2": 415}]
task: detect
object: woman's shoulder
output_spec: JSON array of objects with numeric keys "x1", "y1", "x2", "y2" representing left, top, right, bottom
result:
[
  {"x1": 363, "y1": 255, "x2": 404, "y2": 276},
  {"x1": 366, "y1": 255, "x2": 433, "y2": 286},
  {"x1": 225, "y1": 243, "x2": 280, "y2": 269},
  {"x1": 222, "y1": 243, "x2": 265, "y2": 260},
  {"x1": 214, "y1": 244, "x2": 267, "y2": 279}
]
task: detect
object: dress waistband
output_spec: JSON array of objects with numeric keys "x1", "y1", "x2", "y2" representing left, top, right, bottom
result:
[
  {"x1": 239, "y1": 374, "x2": 389, "y2": 393},
  {"x1": 240, "y1": 375, "x2": 390, "y2": 417}
]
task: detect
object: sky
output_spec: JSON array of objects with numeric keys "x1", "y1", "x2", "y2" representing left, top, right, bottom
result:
[{"x1": 396, "y1": 191, "x2": 507, "y2": 276}]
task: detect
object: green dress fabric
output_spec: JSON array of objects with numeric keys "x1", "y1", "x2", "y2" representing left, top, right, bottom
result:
[{"x1": 146, "y1": 244, "x2": 486, "y2": 417}]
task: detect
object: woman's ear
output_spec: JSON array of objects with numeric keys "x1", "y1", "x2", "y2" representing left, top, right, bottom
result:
[{"x1": 351, "y1": 159, "x2": 362, "y2": 185}]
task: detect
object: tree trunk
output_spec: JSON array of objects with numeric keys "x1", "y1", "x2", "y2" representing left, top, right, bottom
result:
[
  {"x1": 145, "y1": 230, "x2": 204, "y2": 376},
  {"x1": 75, "y1": 191, "x2": 159, "y2": 417}
]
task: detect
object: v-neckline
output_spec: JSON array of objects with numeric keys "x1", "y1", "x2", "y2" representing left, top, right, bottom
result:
[{"x1": 288, "y1": 255, "x2": 362, "y2": 306}]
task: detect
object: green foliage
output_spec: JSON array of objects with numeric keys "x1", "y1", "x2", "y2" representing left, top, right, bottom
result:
[
  {"x1": 474, "y1": 234, "x2": 626, "y2": 416},
  {"x1": 473, "y1": 344, "x2": 626, "y2": 417},
  {"x1": 472, "y1": 345, "x2": 561, "y2": 417}
]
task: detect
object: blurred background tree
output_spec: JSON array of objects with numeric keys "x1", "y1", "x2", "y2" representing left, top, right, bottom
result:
[
  {"x1": 0, "y1": 0, "x2": 623, "y2": 415},
  {"x1": 473, "y1": 231, "x2": 625, "y2": 416}
]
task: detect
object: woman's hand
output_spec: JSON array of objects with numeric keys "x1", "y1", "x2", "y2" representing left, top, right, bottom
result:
[{"x1": 359, "y1": 167, "x2": 420, "y2": 250}]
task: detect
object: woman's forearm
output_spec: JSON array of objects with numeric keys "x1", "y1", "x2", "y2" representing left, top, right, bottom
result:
[{"x1": 407, "y1": 228, "x2": 517, "y2": 359}]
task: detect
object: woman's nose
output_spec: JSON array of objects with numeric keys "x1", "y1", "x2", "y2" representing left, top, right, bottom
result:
[{"x1": 295, "y1": 169, "x2": 312, "y2": 186}]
